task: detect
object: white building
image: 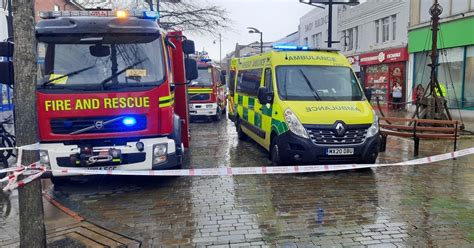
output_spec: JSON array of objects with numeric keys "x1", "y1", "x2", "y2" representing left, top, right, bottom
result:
[
  {"x1": 273, "y1": 31, "x2": 300, "y2": 46},
  {"x1": 299, "y1": 6, "x2": 338, "y2": 49},
  {"x1": 338, "y1": 0, "x2": 409, "y2": 109},
  {"x1": 0, "y1": 0, "x2": 9, "y2": 41}
]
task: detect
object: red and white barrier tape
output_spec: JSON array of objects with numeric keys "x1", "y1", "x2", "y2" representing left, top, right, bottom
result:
[{"x1": 1, "y1": 146, "x2": 474, "y2": 191}]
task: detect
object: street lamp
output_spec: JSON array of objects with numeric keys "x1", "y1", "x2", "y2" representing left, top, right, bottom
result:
[
  {"x1": 299, "y1": 0, "x2": 360, "y2": 48},
  {"x1": 247, "y1": 27, "x2": 263, "y2": 53},
  {"x1": 213, "y1": 33, "x2": 222, "y2": 68}
]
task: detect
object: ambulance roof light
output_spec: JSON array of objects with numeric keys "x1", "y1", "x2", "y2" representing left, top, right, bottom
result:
[{"x1": 272, "y1": 44, "x2": 309, "y2": 51}]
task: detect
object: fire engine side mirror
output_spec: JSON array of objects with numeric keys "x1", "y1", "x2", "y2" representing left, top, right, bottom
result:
[
  {"x1": 0, "y1": 58, "x2": 14, "y2": 85},
  {"x1": 182, "y1": 40, "x2": 195, "y2": 55},
  {"x1": 220, "y1": 71, "x2": 226, "y2": 85},
  {"x1": 184, "y1": 58, "x2": 198, "y2": 81},
  {"x1": 0, "y1": 42, "x2": 14, "y2": 57}
]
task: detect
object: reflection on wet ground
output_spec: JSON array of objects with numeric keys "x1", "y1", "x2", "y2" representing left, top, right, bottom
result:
[{"x1": 49, "y1": 118, "x2": 474, "y2": 247}]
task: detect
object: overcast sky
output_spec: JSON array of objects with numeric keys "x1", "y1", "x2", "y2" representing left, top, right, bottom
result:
[{"x1": 186, "y1": 0, "x2": 313, "y2": 62}]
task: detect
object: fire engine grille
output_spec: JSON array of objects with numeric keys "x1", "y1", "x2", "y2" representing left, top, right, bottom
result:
[
  {"x1": 305, "y1": 125, "x2": 369, "y2": 145},
  {"x1": 189, "y1": 93, "x2": 211, "y2": 101},
  {"x1": 50, "y1": 115, "x2": 147, "y2": 134}
]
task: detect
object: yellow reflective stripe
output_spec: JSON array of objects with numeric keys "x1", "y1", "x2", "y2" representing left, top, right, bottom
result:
[{"x1": 189, "y1": 88, "x2": 213, "y2": 93}]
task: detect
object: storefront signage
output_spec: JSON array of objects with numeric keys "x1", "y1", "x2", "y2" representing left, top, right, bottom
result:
[
  {"x1": 359, "y1": 47, "x2": 408, "y2": 66},
  {"x1": 347, "y1": 56, "x2": 359, "y2": 65}
]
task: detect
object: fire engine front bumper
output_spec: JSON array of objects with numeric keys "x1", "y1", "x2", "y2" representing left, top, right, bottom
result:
[
  {"x1": 189, "y1": 103, "x2": 218, "y2": 116},
  {"x1": 39, "y1": 137, "x2": 181, "y2": 177}
]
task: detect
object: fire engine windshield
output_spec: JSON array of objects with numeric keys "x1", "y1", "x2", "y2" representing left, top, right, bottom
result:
[
  {"x1": 37, "y1": 34, "x2": 166, "y2": 90},
  {"x1": 190, "y1": 68, "x2": 213, "y2": 87}
]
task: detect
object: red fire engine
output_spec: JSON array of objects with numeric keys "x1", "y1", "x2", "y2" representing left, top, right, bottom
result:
[
  {"x1": 188, "y1": 57, "x2": 226, "y2": 121},
  {"x1": 34, "y1": 10, "x2": 198, "y2": 184}
]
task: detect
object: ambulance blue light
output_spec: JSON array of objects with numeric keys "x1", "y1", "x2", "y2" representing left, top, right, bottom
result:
[
  {"x1": 122, "y1": 117, "x2": 137, "y2": 127},
  {"x1": 143, "y1": 11, "x2": 159, "y2": 20},
  {"x1": 273, "y1": 45, "x2": 309, "y2": 51}
]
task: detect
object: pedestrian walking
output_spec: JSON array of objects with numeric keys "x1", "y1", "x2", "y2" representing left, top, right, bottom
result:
[
  {"x1": 392, "y1": 82, "x2": 402, "y2": 111},
  {"x1": 415, "y1": 83, "x2": 425, "y2": 101}
]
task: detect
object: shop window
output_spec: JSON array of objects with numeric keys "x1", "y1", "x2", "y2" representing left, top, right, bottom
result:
[
  {"x1": 464, "y1": 46, "x2": 474, "y2": 109},
  {"x1": 438, "y1": 47, "x2": 464, "y2": 108},
  {"x1": 413, "y1": 52, "x2": 431, "y2": 92},
  {"x1": 382, "y1": 17, "x2": 390, "y2": 42}
]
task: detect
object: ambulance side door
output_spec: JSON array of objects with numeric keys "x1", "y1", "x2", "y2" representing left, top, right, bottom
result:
[{"x1": 259, "y1": 67, "x2": 274, "y2": 149}]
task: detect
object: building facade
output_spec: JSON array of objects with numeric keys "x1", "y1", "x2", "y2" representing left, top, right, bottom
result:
[
  {"x1": 273, "y1": 31, "x2": 300, "y2": 46},
  {"x1": 338, "y1": 0, "x2": 409, "y2": 109},
  {"x1": 408, "y1": 0, "x2": 474, "y2": 110},
  {"x1": 299, "y1": 6, "x2": 338, "y2": 49}
]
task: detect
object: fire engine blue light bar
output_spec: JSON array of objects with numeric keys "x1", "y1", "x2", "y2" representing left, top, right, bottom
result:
[
  {"x1": 273, "y1": 45, "x2": 309, "y2": 51},
  {"x1": 122, "y1": 117, "x2": 137, "y2": 127}
]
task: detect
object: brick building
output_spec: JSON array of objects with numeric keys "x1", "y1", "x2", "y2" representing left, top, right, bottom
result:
[{"x1": 35, "y1": 0, "x2": 83, "y2": 20}]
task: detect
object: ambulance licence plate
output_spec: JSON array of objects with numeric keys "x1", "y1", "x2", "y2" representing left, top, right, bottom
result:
[{"x1": 326, "y1": 148, "x2": 354, "y2": 156}]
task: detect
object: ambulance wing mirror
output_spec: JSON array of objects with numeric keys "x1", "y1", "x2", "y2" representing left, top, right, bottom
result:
[
  {"x1": 182, "y1": 40, "x2": 195, "y2": 55},
  {"x1": 185, "y1": 58, "x2": 198, "y2": 81},
  {"x1": 0, "y1": 59, "x2": 14, "y2": 85},
  {"x1": 257, "y1": 87, "x2": 273, "y2": 105},
  {"x1": 0, "y1": 42, "x2": 14, "y2": 57}
]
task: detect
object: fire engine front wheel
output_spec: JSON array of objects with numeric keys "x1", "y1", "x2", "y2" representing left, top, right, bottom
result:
[
  {"x1": 213, "y1": 107, "x2": 222, "y2": 121},
  {"x1": 50, "y1": 176, "x2": 70, "y2": 186}
]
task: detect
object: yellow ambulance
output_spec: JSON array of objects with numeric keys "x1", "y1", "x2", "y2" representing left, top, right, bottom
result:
[{"x1": 228, "y1": 45, "x2": 380, "y2": 165}]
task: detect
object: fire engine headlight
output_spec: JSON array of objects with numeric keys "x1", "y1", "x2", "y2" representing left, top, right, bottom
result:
[
  {"x1": 284, "y1": 108, "x2": 309, "y2": 139},
  {"x1": 152, "y1": 144, "x2": 167, "y2": 164},
  {"x1": 366, "y1": 113, "x2": 379, "y2": 138},
  {"x1": 39, "y1": 150, "x2": 51, "y2": 168}
]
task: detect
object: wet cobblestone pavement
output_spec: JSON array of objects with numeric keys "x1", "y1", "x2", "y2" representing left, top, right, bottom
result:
[{"x1": 46, "y1": 119, "x2": 474, "y2": 247}]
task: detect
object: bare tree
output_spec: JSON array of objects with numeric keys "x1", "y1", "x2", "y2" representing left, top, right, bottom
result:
[
  {"x1": 12, "y1": 0, "x2": 47, "y2": 247},
  {"x1": 76, "y1": 0, "x2": 230, "y2": 35}
]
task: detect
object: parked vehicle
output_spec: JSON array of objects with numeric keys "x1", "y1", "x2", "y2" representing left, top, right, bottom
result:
[
  {"x1": 32, "y1": 10, "x2": 198, "y2": 183},
  {"x1": 188, "y1": 58, "x2": 226, "y2": 121},
  {"x1": 228, "y1": 45, "x2": 380, "y2": 165}
]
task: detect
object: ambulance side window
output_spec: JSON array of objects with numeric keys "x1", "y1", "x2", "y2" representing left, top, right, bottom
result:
[{"x1": 264, "y1": 68, "x2": 272, "y2": 91}]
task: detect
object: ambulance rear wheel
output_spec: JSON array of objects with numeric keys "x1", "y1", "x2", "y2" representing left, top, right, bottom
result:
[{"x1": 236, "y1": 121, "x2": 247, "y2": 141}]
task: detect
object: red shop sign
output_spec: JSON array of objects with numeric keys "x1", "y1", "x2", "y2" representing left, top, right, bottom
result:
[{"x1": 359, "y1": 47, "x2": 408, "y2": 66}]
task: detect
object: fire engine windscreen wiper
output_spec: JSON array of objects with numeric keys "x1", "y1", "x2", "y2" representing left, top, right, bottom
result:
[
  {"x1": 101, "y1": 58, "x2": 148, "y2": 90},
  {"x1": 42, "y1": 65, "x2": 96, "y2": 87},
  {"x1": 299, "y1": 69, "x2": 321, "y2": 101}
]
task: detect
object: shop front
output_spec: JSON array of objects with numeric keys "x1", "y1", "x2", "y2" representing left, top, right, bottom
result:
[{"x1": 360, "y1": 47, "x2": 408, "y2": 109}]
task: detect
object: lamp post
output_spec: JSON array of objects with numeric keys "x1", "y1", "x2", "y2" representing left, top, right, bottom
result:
[
  {"x1": 299, "y1": 0, "x2": 360, "y2": 48},
  {"x1": 247, "y1": 27, "x2": 263, "y2": 53},
  {"x1": 213, "y1": 33, "x2": 222, "y2": 68}
]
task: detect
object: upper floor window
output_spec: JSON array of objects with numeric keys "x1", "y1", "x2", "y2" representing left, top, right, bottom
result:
[
  {"x1": 54, "y1": 5, "x2": 60, "y2": 11},
  {"x1": 375, "y1": 20, "x2": 380, "y2": 43},
  {"x1": 382, "y1": 17, "x2": 390, "y2": 42},
  {"x1": 391, "y1": 15, "x2": 397, "y2": 41}
]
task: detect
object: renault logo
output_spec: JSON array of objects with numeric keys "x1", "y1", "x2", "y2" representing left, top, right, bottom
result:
[
  {"x1": 335, "y1": 122, "x2": 346, "y2": 136},
  {"x1": 94, "y1": 120, "x2": 104, "y2": 129}
]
